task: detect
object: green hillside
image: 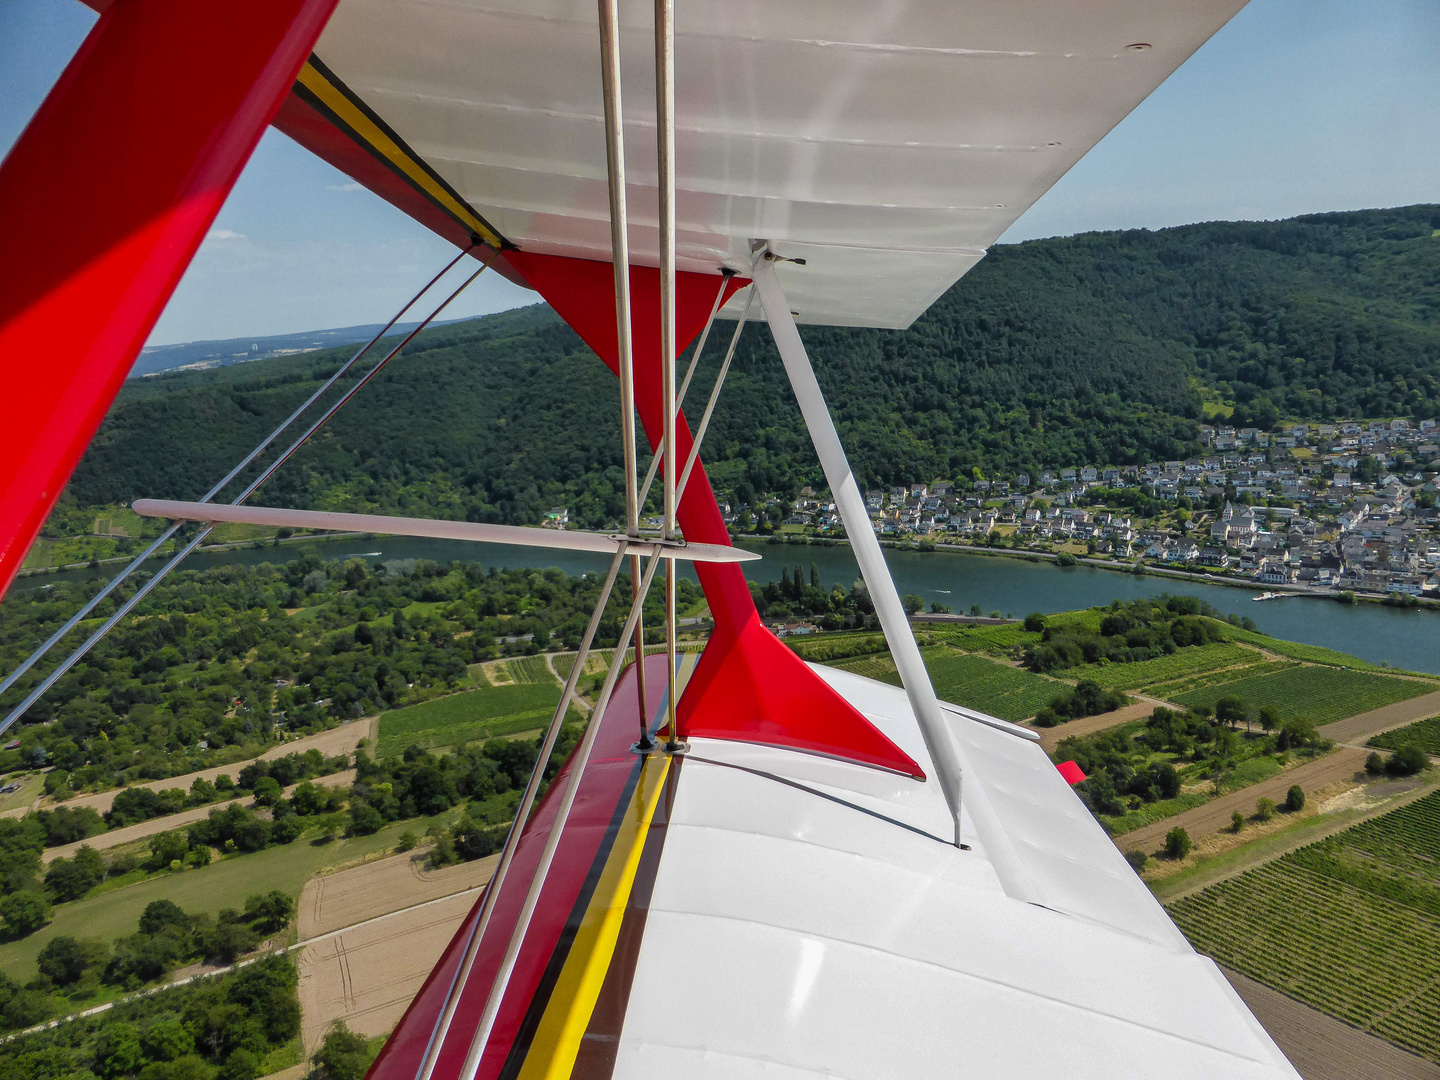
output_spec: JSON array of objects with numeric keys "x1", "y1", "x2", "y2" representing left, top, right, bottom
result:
[{"x1": 56, "y1": 204, "x2": 1440, "y2": 531}]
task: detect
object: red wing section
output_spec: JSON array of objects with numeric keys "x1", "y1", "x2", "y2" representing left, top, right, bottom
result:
[{"x1": 502, "y1": 251, "x2": 923, "y2": 779}]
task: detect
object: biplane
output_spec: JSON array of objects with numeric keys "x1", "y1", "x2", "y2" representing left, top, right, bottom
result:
[{"x1": 0, "y1": 1, "x2": 1300, "y2": 1077}]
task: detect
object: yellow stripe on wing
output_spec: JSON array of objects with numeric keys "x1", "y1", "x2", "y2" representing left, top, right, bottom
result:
[
  {"x1": 518, "y1": 752, "x2": 671, "y2": 1080},
  {"x1": 295, "y1": 61, "x2": 503, "y2": 249}
]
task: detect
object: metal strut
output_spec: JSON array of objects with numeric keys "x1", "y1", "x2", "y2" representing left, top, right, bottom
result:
[
  {"x1": 655, "y1": 0, "x2": 680, "y2": 751},
  {"x1": 597, "y1": 0, "x2": 653, "y2": 752},
  {"x1": 751, "y1": 253, "x2": 1041, "y2": 901},
  {"x1": 0, "y1": 251, "x2": 498, "y2": 736}
]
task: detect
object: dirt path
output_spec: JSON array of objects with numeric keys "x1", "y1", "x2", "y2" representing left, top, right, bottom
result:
[
  {"x1": 1222, "y1": 967, "x2": 1440, "y2": 1080},
  {"x1": 1032, "y1": 696, "x2": 1169, "y2": 754},
  {"x1": 6, "y1": 716, "x2": 377, "y2": 821},
  {"x1": 1319, "y1": 689, "x2": 1440, "y2": 747},
  {"x1": 542, "y1": 653, "x2": 588, "y2": 713},
  {"x1": 296, "y1": 850, "x2": 498, "y2": 1051},
  {"x1": 41, "y1": 769, "x2": 355, "y2": 863},
  {"x1": 1116, "y1": 747, "x2": 1369, "y2": 857}
]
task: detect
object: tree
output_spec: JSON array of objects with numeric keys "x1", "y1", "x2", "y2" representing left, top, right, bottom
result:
[
  {"x1": 1164, "y1": 827, "x2": 1192, "y2": 860},
  {"x1": 37, "y1": 935, "x2": 108, "y2": 985},
  {"x1": 250, "y1": 776, "x2": 283, "y2": 807},
  {"x1": 1366, "y1": 751, "x2": 1385, "y2": 775},
  {"x1": 1123, "y1": 850, "x2": 1147, "y2": 873},
  {"x1": 312, "y1": 1021, "x2": 372, "y2": 1080},
  {"x1": 1, "y1": 890, "x2": 50, "y2": 937},
  {"x1": 243, "y1": 891, "x2": 295, "y2": 933},
  {"x1": 1231, "y1": 810, "x2": 1245, "y2": 832},
  {"x1": 1257, "y1": 707, "x2": 1280, "y2": 735},
  {"x1": 93, "y1": 1021, "x2": 143, "y2": 1079},
  {"x1": 1255, "y1": 797, "x2": 1277, "y2": 821},
  {"x1": 142, "y1": 1017, "x2": 196, "y2": 1061},
  {"x1": 901, "y1": 594, "x2": 924, "y2": 615},
  {"x1": 148, "y1": 831, "x2": 189, "y2": 870},
  {"x1": 347, "y1": 802, "x2": 384, "y2": 836},
  {"x1": 1285, "y1": 785, "x2": 1306, "y2": 812},
  {"x1": 139, "y1": 899, "x2": 188, "y2": 936},
  {"x1": 1214, "y1": 695, "x2": 1248, "y2": 731},
  {"x1": 1023, "y1": 612, "x2": 1046, "y2": 632}
]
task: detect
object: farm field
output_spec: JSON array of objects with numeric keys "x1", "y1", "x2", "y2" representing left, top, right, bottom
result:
[
  {"x1": 1169, "y1": 789, "x2": 1440, "y2": 1062},
  {"x1": 1063, "y1": 642, "x2": 1259, "y2": 692},
  {"x1": 1144, "y1": 660, "x2": 1296, "y2": 702},
  {"x1": 1371, "y1": 716, "x2": 1440, "y2": 755},
  {"x1": 834, "y1": 646, "x2": 1069, "y2": 723},
  {"x1": 499, "y1": 655, "x2": 556, "y2": 685},
  {"x1": 1173, "y1": 665, "x2": 1432, "y2": 726},
  {"x1": 0, "y1": 811, "x2": 455, "y2": 981},
  {"x1": 942, "y1": 609, "x2": 1103, "y2": 655},
  {"x1": 376, "y1": 683, "x2": 562, "y2": 757}
]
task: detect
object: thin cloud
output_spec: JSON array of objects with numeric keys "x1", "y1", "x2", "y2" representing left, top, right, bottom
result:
[
  {"x1": 327, "y1": 182, "x2": 363, "y2": 192},
  {"x1": 206, "y1": 228, "x2": 246, "y2": 241}
]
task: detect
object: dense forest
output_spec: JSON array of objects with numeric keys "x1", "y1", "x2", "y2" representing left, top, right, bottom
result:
[
  {"x1": 0, "y1": 557, "x2": 693, "y2": 791},
  {"x1": 55, "y1": 204, "x2": 1440, "y2": 531}
]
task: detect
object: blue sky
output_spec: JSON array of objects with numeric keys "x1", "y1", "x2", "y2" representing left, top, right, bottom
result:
[{"x1": 2, "y1": 0, "x2": 1437, "y2": 345}]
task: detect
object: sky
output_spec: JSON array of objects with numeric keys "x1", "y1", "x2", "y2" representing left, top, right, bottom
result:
[{"x1": 2, "y1": 0, "x2": 1437, "y2": 345}]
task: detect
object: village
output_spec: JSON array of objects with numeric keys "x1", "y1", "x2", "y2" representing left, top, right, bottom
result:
[{"x1": 736, "y1": 418, "x2": 1440, "y2": 599}]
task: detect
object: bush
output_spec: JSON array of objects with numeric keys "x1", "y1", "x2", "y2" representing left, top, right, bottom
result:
[
  {"x1": 1231, "y1": 810, "x2": 1245, "y2": 833},
  {"x1": 1366, "y1": 751, "x2": 1385, "y2": 775},
  {"x1": 1386, "y1": 742, "x2": 1429, "y2": 776},
  {"x1": 396, "y1": 830, "x2": 418, "y2": 853},
  {"x1": 347, "y1": 803, "x2": 384, "y2": 836},
  {"x1": 1123, "y1": 849, "x2": 1147, "y2": 873},
  {"x1": 1164, "y1": 826, "x2": 1192, "y2": 860},
  {"x1": 1256, "y1": 797, "x2": 1277, "y2": 821},
  {"x1": 312, "y1": 1022, "x2": 373, "y2": 1080},
  {"x1": 249, "y1": 777, "x2": 283, "y2": 808},
  {"x1": 1023, "y1": 612, "x2": 1046, "y2": 632},
  {"x1": 1285, "y1": 785, "x2": 1306, "y2": 812},
  {"x1": 1, "y1": 889, "x2": 51, "y2": 937}
]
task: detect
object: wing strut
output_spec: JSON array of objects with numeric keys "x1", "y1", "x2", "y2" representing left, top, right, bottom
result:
[{"x1": 753, "y1": 252, "x2": 1039, "y2": 898}]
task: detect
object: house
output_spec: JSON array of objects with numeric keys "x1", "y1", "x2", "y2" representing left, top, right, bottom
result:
[
  {"x1": 1200, "y1": 546, "x2": 1230, "y2": 568},
  {"x1": 544, "y1": 506, "x2": 569, "y2": 527},
  {"x1": 1256, "y1": 559, "x2": 1293, "y2": 585},
  {"x1": 1080, "y1": 467, "x2": 1098, "y2": 483}
]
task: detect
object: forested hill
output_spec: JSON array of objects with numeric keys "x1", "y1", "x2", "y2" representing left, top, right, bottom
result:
[{"x1": 62, "y1": 204, "x2": 1440, "y2": 529}]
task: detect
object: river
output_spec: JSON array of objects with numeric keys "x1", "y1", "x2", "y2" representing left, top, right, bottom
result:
[{"x1": 15, "y1": 535, "x2": 1440, "y2": 675}]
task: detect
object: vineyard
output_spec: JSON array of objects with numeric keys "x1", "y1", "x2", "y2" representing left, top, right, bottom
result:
[
  {"x1": 376, "y1": 682, "x2": 564, "y2": 756},
  {"x1": 1219, "y1": 625, "x2": 1387, "y2": 670},
  {"x1": 1370, "y1": 716, "x2": 1440, "y2": 755},
  {"x1": 832, "y1": 646, "x2": 1071, "y2": 723},
  {"x1": 1063, "y1": 642, "x2": 1259, "y2": 692},
  {"x1": 1173, "y1": 664, "x2": 1432, "y2": 726},
  {"x1": 1169, "y1": 790, "x2": 1440, "y2": 1061},
  {"x1": 501, "y1": 655, "x2": 558, "y2": 685},
  {"x1": 1144, "y1": 660, "x2": 1296, "y2": 703}
]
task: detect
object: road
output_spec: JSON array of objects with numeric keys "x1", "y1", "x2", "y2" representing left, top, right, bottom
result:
[
  {"x1": 1033, "y1": 697, "x2": 1168, "y2": 754},
  {"x1": 1117, "y1": 747, "x2": 1369, "y2": 856},
  {"x1": 4, "y1": 717, "x2": 376, "y2": 821},
  {"x1": 41, "y1": 769, "x2": 355, "y2": 863}
]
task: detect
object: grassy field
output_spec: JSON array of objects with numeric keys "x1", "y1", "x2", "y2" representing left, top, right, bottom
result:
[
  {"x1": 0, "y1": 773, "x2": 43, "y2": 813},
  {"x1": 1064, "y1": 642, "x2": 1260, "y2": 693},
  {"x1": 376, "y1": 683, "x2": 562, "y2": 756},
  {"x1": 1370, "y1": 716, "x2": 1440, "y2": 754},
  {"x1": 1168, "y1": 789, "x2": 1440, "y2": 1061},
  {"x1": 834, "y1": 646, "x2": 1069, "y2": 723},
  {"x1": 0, "y1": 812, "x2": 458, "y2": 981},
  {"x1": 1173, "y1": 665, "x2": 1432, "y2": 726}
]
